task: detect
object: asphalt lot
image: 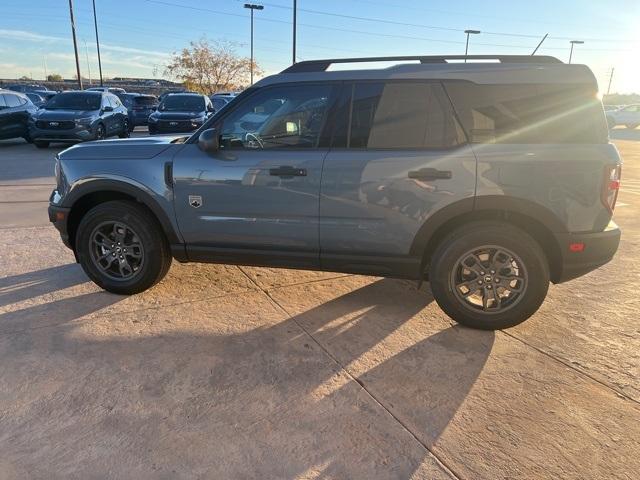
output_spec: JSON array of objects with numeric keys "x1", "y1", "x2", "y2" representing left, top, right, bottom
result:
[{"x1": 0, "y1": 128, "x2": 639, "y2": 479}]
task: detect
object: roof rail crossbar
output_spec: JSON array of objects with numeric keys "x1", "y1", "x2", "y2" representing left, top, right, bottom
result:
[{"x1": 281, "y1": 55, "x2": 562, "y2": 73}]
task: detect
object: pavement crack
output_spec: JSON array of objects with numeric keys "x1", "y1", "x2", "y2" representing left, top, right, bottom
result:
[
  {"x1": 500, "y1": 330, "x2": 640, "y2": 407},
  {"x1": 235, "y1": 265, "x2": 463, "y2": 480}
]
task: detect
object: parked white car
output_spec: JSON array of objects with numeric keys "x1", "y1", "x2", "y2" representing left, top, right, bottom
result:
[{"x1": 606, "y1": 104, "x2": 640, "y2": 129}]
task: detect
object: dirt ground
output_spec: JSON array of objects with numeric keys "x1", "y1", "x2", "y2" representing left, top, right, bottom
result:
[{"x1": 0, "y1": 130, "x2": 638, "y2": 479}]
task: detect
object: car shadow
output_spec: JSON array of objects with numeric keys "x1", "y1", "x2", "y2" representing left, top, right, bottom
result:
[
  {"x1": 0, "y1": 276, "x2": 494, "y2": 477},
  {"x1": 0, "y1": 264, "x2": 88, "y2": 308}
]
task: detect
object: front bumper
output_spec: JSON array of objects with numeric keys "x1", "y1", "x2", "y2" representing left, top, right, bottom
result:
[
  {"x1": 48, "y1": 190, "x2": 72, "y2": 249},
  {"x1": 30, "y1": 125, "x2": 94, "y2": 143},
  {"x1": 148, "y1": 120, "x2": 201, "y2": 134},
  {"x1": 552, "y1": 221, "x2": 621, "y2": 283}
]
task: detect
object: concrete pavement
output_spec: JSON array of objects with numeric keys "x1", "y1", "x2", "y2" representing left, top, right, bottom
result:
[{"x1": 0, "y1": 131, "x2": 638, "y2": 479}]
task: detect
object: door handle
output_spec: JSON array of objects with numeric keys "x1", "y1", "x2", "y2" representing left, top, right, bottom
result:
[
  {"x1": 269, "y1": 166, "x2": 307, "y2": 177},
  {"x1": 408, "y1": 168, "x2": 452, "y2": 180}
]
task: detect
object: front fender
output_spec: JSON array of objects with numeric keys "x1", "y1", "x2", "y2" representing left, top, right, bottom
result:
[{"x1": 62, "y1": 175, "x2": 182, "y2": 245}]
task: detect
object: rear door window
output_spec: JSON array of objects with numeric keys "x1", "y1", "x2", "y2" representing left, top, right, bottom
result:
[
  {"x1": 339, "y1": 81, "x2": 466, "y2": 149},
  {"x1": 3, "y1": 94, "x2": 21, "y2": 108}
]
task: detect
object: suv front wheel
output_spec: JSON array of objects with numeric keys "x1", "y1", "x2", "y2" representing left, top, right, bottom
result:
[
  {"x1": 429, "y1": 222, "x2": 549, "y2": 330},
  {"x1": 75, "y1": 200, "x2": 172, "y2": 294}
]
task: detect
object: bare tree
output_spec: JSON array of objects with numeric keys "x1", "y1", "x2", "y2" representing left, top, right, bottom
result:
[{"x1": 165, "y1": 39, "x2": 261, "y2": 94}]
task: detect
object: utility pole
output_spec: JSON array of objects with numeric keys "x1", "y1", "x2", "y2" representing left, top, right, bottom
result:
[
  {"x1": 531, "y1": 33, "x2": 549, "y2": 55},
  {"x1": 292, "y1": 0, "x2": 297, "y2": 64},
  {"x1": 464, "y1": 30, "x2": 480, "y2": 62},
  {"x1": 68, "y1": 0, "x2": 83, "y2": 89},
  {"x1": 607, "y1": 68, "x2": 615, "y2": 95},
  {"x1": 244, "y1": 3, "x2": 264, "y2": 85},
  {"x1": 92, "y1": 0, "x2": 104, "y2": 86},
  {"x1": 568, "y1": 40, "x2": 584, "y2": 64},
  {"x1": 83, "y1": 39, "x2": 92, "y2": 85}
]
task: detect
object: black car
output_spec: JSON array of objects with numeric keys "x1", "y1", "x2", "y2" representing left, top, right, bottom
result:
[
  {"x1": 6, "y1": 83, "x2": 51, "y2": 93},
  {"x1": 148, "y1": 93, "x2": 213, "y2": 134},
  {"x1": 209, "y1": 94, "x2": 236, "y2": 113},
  {"x1": 121, "y1": 93, "x2": 158, "y2": 129},
  {"x1": 0, "y1": 89, "x2": 38, "y2": 142},
  {"x1": 29, "y1": 91, "x2": 129, "y2": 148},
  {"x1": 26, "y1": 92, "x2": 45, "y2": 107}
]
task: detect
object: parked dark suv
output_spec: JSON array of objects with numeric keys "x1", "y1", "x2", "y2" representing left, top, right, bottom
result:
[
  {"x1": 47, "y1": 55, "x2": 621, "y2": 330},
  {"x1": 0, "y1": 89, "x2": 38, "y2": 142},
  {"x1": 122, "y1": 93, "x2": 158, "y2": 129},
  {"x1": 148, "y1": 93, "x2": 213, "y2": 134},
  {"x1": 30, "y1": 90, "x2": 129, "y2": 147}
]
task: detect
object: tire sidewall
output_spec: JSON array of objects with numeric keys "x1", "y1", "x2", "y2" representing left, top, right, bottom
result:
[
  {"x1": 76, "y1": 201, "x2": 169, "y2": 294},
  {"x1": 95, "y1": 123, "x2": 105, "y2": 140},
  {"x1": 429, "y1": 223, "x2": 549, "y2": 330}
]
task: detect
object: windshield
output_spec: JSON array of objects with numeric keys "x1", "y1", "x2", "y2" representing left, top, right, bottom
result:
[
  {"x1": 160, "y1": 95, "x2": 204, "y2": 112},
  {"x1": 44, "y1": 92, "x2": 101, "y2": 110}
]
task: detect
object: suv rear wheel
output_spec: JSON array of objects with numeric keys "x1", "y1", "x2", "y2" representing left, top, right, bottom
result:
[
  {"x1": 75, "y1": 200, "x2": 172, "y2": 294},
  {"x1": 429, "y1": 222, "x2": 549, "y2": 330}
]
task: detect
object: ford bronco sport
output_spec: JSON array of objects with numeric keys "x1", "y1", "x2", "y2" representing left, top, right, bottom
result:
[{"x1": 48, "y1": 55, "x2": 622, "y2": 330}]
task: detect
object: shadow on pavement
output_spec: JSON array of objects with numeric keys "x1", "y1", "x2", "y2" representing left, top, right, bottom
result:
[
  {"x1": 0, "y1": 277, "x2": 493, "y2": 477},
  {"x1": 0, "y1": 265, "x2": 88, "y2": 308}
]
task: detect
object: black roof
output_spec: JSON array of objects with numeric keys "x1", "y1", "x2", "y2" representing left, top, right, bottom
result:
[{"x1": 281, "y1": 55, "x2": 562, "y2": 73}]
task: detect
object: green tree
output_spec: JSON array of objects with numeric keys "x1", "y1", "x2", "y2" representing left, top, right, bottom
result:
[{"x1": 47, "y1": 74, "x2": 63, "y2": 82}]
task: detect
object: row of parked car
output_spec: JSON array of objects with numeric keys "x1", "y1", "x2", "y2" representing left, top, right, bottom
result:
[{"x1": 0, "y1": 84, "x2": 237, "y2": 147}]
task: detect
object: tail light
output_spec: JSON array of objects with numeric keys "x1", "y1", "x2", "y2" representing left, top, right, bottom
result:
[{"x1": 601, "y1": 164, "x2": 621, "y2": 213}]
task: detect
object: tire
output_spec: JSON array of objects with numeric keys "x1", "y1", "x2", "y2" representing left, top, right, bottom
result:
[
  {"x1": 34, "y1": 140, "x2": 49, "y2": 148},
  {"x1": 429, "y1": 222, "x2": 549, "y2": 330},
  {"x1": 119, "y1": 119, "x2": 131, "y2": 138},
  {"x1": 625, "y1": 124, "x2": 638, "y2": 129},
  {"x1": 95, "y1": 123, "x2": 106, "y2": 141},
  {"x1": 75, "y1": 200, "x2": 172, "y2": 294}
]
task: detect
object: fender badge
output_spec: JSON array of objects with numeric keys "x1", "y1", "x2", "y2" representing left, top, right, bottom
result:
[{"x1": 188, "y1": 195, "x2": 202, "y2": 208}]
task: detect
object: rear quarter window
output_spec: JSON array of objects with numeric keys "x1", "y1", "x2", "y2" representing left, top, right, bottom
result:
[{"x1": 444, "y1": 81, "x2": 608, "y2": 144}]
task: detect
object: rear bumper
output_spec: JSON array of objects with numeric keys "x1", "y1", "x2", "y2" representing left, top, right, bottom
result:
[{"x1": 552, "y1": 221, "x2": 621, "y2": 283}]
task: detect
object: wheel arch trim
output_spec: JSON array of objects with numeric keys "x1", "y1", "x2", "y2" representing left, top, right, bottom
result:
[
  {"x1": 410, "y1": 195, "x2": 567, "y2": 280},
  {"x1": 63, "y1": 176, "x2": 182, "y2": 245}
]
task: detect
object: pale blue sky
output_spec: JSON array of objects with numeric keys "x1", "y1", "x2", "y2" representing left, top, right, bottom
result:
[{"x1": 1, "y1": 0, "x2": 639, "y2": 92}]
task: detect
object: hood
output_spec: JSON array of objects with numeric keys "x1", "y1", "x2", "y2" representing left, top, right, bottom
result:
[
  {"x1": 36, "y1": 109, "x2": 98, "y2": 120},
  {"x1": 153, "y1": 111, "x2": 206, "y2": 120},
  {"x1": 58, "y1": 136, "x2": 186, "y2": 160}
]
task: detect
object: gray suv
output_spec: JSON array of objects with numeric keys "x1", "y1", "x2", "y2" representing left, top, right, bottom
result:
[{"x1": 48, "y1": 55, "x2": 622, "y2": 330}]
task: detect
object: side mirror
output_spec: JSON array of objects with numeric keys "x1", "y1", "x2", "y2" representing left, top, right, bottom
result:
[
  {"x1": 198, "y1": 128, "x2": 219, "y2": 154},
  {"x1": 103, "y1": 105, "x2": 114, "y2": 112}
]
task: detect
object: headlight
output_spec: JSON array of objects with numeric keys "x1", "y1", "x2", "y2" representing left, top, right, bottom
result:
[
  {"x1": 191, "y1": 116, "x2": 205, "y2": 124},
  {"x1": 148, "y1": 115, "x2": 158, "y2": 122},
  {"x1": 76, "y1": 117, "x2": 93, "y2": 126}
]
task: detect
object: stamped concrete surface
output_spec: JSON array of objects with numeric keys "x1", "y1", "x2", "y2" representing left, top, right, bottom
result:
[{"x1": 0, "y1": 133, "x2": 638, "y2": 479}]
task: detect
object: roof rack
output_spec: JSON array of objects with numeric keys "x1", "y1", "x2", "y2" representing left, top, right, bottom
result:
[{"x1": 281, "y1": 55, "x2": 562, "y2": 73}]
